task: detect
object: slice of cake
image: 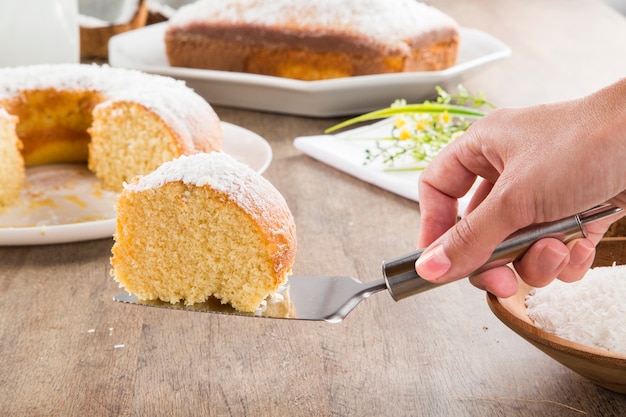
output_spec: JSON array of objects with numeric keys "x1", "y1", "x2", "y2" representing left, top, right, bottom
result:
[
  {"x1": 0, "y1": 110, "x2": 25, "y2": 208},
  {"x1": 110, "y1": 152, "x2": 297, "y2": 313}
]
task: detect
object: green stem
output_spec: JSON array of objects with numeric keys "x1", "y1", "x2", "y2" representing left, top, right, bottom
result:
[
  {"x1": 325, "y1": 103, "x2": 485, "y2": 133},
  {"x1": 383, "y1": 166, "x2": 425, "y2": 172}
]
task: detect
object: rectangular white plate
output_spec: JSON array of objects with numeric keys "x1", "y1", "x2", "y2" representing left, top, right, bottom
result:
[
  {"x1": 109, "y1": 23, "x2": 511, "y2": 117},
  {"x1": 293, "y1": 119, "x2": 477, "y2": 214}
]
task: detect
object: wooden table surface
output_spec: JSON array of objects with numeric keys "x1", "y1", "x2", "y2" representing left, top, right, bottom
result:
[{"x1": 2, "y1": 0, "x2": 626, "y2": 415}]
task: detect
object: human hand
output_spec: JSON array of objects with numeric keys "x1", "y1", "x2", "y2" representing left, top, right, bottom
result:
[{"x1": 415, "y1": 79, "x2": 626, "y2": 297}]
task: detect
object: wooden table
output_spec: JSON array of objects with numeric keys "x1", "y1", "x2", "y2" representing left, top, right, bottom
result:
[{"x1": 2, "y1": 0, "x2": 626, "y2": 415}]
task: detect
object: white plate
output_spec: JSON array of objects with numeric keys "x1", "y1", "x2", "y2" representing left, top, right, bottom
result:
[
  {"x1": 0, "y1": 121, "x2": 272, "y2": 246},
  {"x1": 221, "y1": 122, "x2": 272, "y2": 174},
  {"x1": 108, "y1": 23, "x2": 511, "y2": 117},
  {"x1": 294, "y1": 119, "x2": 477, "y2": 215}
]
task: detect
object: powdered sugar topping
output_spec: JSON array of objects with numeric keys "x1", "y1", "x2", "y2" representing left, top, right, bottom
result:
[
  {"x1": 0, "y1": 108, "x2": 12, "y2": 119},
  {"x1": 0, "y1": 63, "x2": 209, "y2": 124},
  {"x1": 125, "y1": 152, "x2": 254, "y2": 190},
  {"x1": 124, "y1": 152, "x2": 289, "y2": 228},
  {"x1": 169, "y1": 0, "x2": 459, "y2": 53}
]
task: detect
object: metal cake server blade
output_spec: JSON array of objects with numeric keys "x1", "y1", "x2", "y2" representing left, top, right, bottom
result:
[
  {"x1": 113, "y1": 275, "x2": 387, "y2": 323},
  {"x1": 114, "y1": 204, "x2": 622, "y2": 323}
]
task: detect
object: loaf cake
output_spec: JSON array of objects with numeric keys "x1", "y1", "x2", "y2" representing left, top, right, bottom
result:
[
  {"x1": 165, "y1": 0, "x2": 460, "y2": 81},
  {"x1": 0, "y1": 110, "x2": 24, "y2": 208},
  {"x1": 111, "y1": 152, "x2": 297, "y2": 314},
  {"x1": 0, "y1": 64, "x2": 222, "y2": 208}
]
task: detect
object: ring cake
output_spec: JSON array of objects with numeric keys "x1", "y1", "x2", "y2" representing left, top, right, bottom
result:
[
  {"x1": 0, "y1": 64, "x2": 222, "y2": 208},
  {"x1": 165, "y1": 0, "x2": 460, "y2": 81},
  {"x1": 111, "y1": 152, "x2": 297, "y2": 314}
]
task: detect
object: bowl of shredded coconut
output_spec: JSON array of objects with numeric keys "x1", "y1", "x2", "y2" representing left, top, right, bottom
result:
[{"x1": 487, "y1": 238, "x2": 626, "y2": 394}]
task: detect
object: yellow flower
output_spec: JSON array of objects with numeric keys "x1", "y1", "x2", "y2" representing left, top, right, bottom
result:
[
  {"x1": 437, "y1": 111, "x2": 451, "y2": 125},
  {"x1": 399, "y1": 128, "x2": 412, "y2": 140},
  {"x1": 414, "y1": 118, "x2": 430, "y2": 131},
  {"x1": 394, "y1": 117, "x2": 407, "y2": 128}
]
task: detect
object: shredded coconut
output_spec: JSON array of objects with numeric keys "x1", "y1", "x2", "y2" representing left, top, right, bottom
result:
[
  {"x1": 0, "y1": 64, "x2": 208, "y2": 126},
  {"x1": 526, "y1": 264, "x2": 626, "y2": 354},
  {"x1": 124, "y1": 152, "x2": 292, "y2": 239},
  {"x1": 0, "y1": 63, "x2": 218, "y2": 155},
  {"x1": 254, "y1": 281, "x2": 289, "y2": 316}
]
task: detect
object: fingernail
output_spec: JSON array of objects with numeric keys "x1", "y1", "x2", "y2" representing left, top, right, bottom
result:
[
  {"x1": 415, "y1": 244, "x2": 451, "y2": 281},
  {"x1": 570, "y1": 240, "x2": 595, "y2": 267},
  {"x1": 538, "y1": 245, "x2": 568, "y2": 274}
]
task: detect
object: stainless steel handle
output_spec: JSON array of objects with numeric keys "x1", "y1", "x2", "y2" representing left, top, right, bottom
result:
[{"x1": 382, "y1": 204, "x2": 623, "y2": 301}]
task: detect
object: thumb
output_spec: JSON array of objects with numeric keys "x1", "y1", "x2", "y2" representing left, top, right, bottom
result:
[{"x1": 415, "y1": 198, "x2": 524, "y2": 283}]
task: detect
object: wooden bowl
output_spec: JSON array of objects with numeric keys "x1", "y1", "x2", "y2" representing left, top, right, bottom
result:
[
  {"x1": 487, "y1": 237, "x2": 626, "y2": 394},
  {"x1": 79, "y1": 0, "x2": 148, "y2": 60}
]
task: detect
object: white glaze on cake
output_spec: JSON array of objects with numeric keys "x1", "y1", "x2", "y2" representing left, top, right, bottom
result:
[
  {"x1": 125, "y1": 152, "x2": 290, "y2": 237},
  {"x1": 0, "y1": 64, "x2": 214, "y2": 154},
  {"x1": 168, "y1": 0, "x2": 459, "y2": 54},
  {"x1": 0, "y1": 108, "x2": 11, "y2": 119}
]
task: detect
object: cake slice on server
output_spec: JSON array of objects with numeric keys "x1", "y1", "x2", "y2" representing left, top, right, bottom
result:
[{"x1": 110, "y1": 152, "x2": 297, "y2": 315}]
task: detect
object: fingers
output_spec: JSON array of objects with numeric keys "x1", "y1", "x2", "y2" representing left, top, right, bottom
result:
[
  {"x1": 470, "y1": 238, "x2": 597, "y2": 297},
  {"x1": 512, "y1": 238, "x2": 570, "y2": 287},
  {"x1": 416, "y1": 120, "x2": 509, "y2": 249},
  {"x1": 468, "y1": 266, "x2": 519, "y2": 298},
  {"x1": 463, "y1": 178, "x2": 494, "y2": 216},
  {"x1": 553, "y1": 239, "x2": 596, "y2": 283},
  {"x1": 414, "y1": 92, "x2": 626, "y2": 293},
  {"x1": 417, "y1": 175, "x2": 533, "y2": 280},
  {"x1": 416, "y1": 139, "x2": 481, "y2": 248},
  {"x1": 416, "y1": 114, "x2": 536, "y2": 284},
  {"x1": 583, "y1": 207, "x2": 625, "y2": 243},
  {"x1": 416, "y1": 179, "x2": 460, "y2": 249}
]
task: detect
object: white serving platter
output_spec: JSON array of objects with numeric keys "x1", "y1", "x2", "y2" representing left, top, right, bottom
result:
[{"x1": 109, "y1": 23, "x2": 511, "y2": 117}]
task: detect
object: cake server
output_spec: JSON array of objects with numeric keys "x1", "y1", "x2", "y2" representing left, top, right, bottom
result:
[{"x1": 114, "y1": 204, "x2": 622, "y2": 323}]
